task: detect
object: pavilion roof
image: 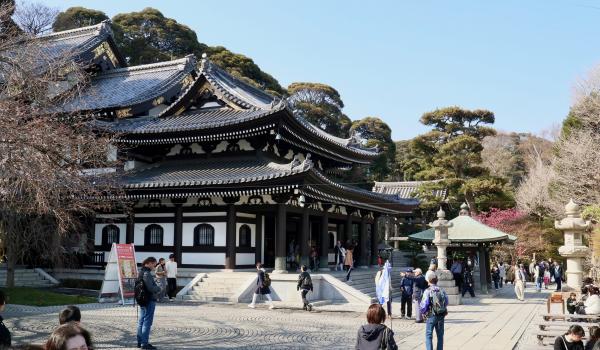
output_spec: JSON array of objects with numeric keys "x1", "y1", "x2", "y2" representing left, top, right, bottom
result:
[{"x1": 408, "y1": 214, "x2": 517, "y2": 243}]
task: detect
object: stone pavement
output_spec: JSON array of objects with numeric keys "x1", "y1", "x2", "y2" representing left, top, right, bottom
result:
[{"x1": 5, "y1": 283, "x2": 550, "y2": 349}]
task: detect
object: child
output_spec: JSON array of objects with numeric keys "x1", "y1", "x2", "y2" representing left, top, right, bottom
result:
[
  {"x1": 566, "y1": 292, "x2": 578, "y2": 314},
  {"x1": 543, "y1": 269, "x2": 551, "y2": 289}
]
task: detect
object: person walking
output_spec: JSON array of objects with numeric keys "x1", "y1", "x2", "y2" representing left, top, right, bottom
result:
[
  {"x1": 375, "y1": 265, "x2": 393, "y2": 317},
  {"x1": 553, "y1": 325, "x2": 585, "y2": 350},
  {"x1": 0, "y1": 291, "x2": 11, "y2": 349},
  {"x1": 248, "y1": 262, "x2": 274, "y2": 309},
  {"x1": 297, "y1": 265, "x2": 313, "y2": 311},
  {"x1": 492, "y1": 266, "x2": 500, "y2": 290},
  {"x1": 334, "y1": 241, "x2": 346, "y2": 272},
  {"x1": 498, "y1": 262, "x2": 506, "y2": 288},
  {"x1": 355, "y1": 304, "x2": 398, "y2": 350},
  {"x1": 462, "y1": 268, "x2": 475, "y2": 298},
  {"x1": 165, "y1": 254, "x2": 178, "y2": 301},
  {"x1": 413, "y1": 268, "x2": 428, "y2": 324},
  {"x1": 535, "y1": 261, "x2": 545, "y2": 292},
  {"x1": 345, "y1": 245, "x2": 355, "y2": 282},
  {"x1": 514, "y1": 264, "x2": 526, "y2": 301},
  {"x1": 155, "y1": 258, "x2": 168, "y2": 302},
  {"x1": 420, "y1": 275, "x2": 448, "y2": 350},
  {"x1": 136, "y1": 257, "x2": 161, "y2": 349},
  {"x1": 450, "y1": 259, "x2": 463, "y2": 289},
  {"x1": 554, "y1": 261, "x2": 563, "y2": 291},
  {"x1": 399, "y1": 269, "x2": 414, "y2": 319}
]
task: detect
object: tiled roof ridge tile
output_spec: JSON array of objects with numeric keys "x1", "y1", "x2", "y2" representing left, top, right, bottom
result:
[
  {"x1": 39, "y1": 20, "x2": 112, "y2": 41},
  {"x1": 94, "y1": 55, "x2": 196, "y2": 79}
]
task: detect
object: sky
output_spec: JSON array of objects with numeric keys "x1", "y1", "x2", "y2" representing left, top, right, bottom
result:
[{"x1": 36, "y1": 0, "x2": 600, "y2": 140}]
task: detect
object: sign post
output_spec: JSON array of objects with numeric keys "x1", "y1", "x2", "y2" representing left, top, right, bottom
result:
[{"x1": 99, "y1": 243, "x2": 138, "y2": 305}]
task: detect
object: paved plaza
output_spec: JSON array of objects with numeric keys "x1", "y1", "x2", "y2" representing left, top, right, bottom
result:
[{"x1": 4, "y1": 283, "x2": 553, "y2": 350}]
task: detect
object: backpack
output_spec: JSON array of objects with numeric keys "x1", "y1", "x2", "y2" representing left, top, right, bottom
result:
[
  {"x1": 379, "y1": 326, "x2": 390, "y2": 350},
  {"x1": 262, "y1": 272, "x2": 271, "y2": 288},
  {"x1": 429, "y1": 288, "x2": 447, "y2": 316},
  {"x1": 302, "y1": 274, "x2": 312, "y2": 289},
  {"x1": 134, "y1": 272, "x2": 150, "y2": 306}
]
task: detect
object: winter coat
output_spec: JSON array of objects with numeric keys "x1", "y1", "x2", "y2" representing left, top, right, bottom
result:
[
  {"x1": 297, "y1": 271, "x2": 313, "y2": 291},
  {"x1": 345, "y1": 248, "x2": 354, "y2": 267},
  {"x1": 413, "y1": 275, "x2": 428, "y2": 300},
  {"x1": 355, "y1": 324, "x2": 397, "y2": 350},
  {"x1": 255, "y1": 269, "x2": 271, "y2": 295},
  {"x1": 400, "y1": 276, "x2": 414, "y2": 298},
  {"x1": 463, "y1": 270, "x2": 474, "y2": 286},
  {"x1": 140, "y1": 266, "x2": 161, "y2": 301},
  {"x1": 492, "y1": 270, "x2": 500, "y2": 282}
]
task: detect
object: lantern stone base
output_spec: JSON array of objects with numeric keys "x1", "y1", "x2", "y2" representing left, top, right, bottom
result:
[{"x1": 436, "y1": 269, "x2": 461, "y2": 305}]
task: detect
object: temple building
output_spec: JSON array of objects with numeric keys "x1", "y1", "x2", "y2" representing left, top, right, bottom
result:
[{"x1": 48, "y1": 22, "x2": 419, "y2": 270}]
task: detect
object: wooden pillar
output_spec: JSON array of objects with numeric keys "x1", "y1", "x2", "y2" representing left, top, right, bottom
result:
[
  {"x1": 274, "y1": 203, "x2": 287, "y2": 272},
  {"x1": 371, "y1": 214, "x2": 381, "y2": 266},
  {"x1": 359, "y1": 214, "x2": 369, "y2": 267},
  {"x1": 255, "y1": 214, "x2": 262, "y2": 265},
  {"x1": 300, "y1": 208, "x2": 310, "y2": 267},
  {"x1": 345, "y1": 209, "x2": 353, "y2": 245},
  {"x1": 225, "y1": 203, "x2": 237, "y2": 269},
  {"x1": 174, "y1": 204, "x2": 183, "y2": 264},
  {"x1": 478, "y1": 244, "x2": 488, "y2": 294},
  {"x1": 320, "y1": 208, "x2": 330, "y2": 269},
  {"x1": 125, "y1": 212, "x2": 134, "y2": 244}
]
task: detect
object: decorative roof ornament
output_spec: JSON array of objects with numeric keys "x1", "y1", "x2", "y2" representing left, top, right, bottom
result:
[
  {"x1": 347, "y1": 129, "x2": 363, "y2": 146},
  {"x1": 437, "y1": 207, "x2": 446, "y2": 219},
  {"x1": 290, "y1": 154, "x2": 302, "y2": 170},
  {"x1": 459, "y1": 203, "x2": 470, "y2": 216},
  {"x1": 565, "y1": 199, "x2": 580, "y2": 217},
  {"x1": 302, "y1": 153, "x2": 313, "y2": 171}
]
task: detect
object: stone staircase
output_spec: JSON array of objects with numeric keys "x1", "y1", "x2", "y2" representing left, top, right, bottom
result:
[
  {"x1": 0, "y1": 268, "x2": 58, "y2": 287},
  {"x1": 179, "y1": 272, "x2": 255, "y2": 302}
]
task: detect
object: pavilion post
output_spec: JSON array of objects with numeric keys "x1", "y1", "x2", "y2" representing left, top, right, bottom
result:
[
  {"x1": 319, "y1": 207, "x2": 330, "y2": 269},
  {"x1": 556, "y1": 200, "x2": 590, "y2": 290},
  {"x1": 300, "y1": 207, "x2": 310, "y2": 268},
  {"x1": 478, "y1": 244, "x2": 488, "y2": 294},
  {"x1": 274, "y1": 203, "x2": 288, "y2": 273}
]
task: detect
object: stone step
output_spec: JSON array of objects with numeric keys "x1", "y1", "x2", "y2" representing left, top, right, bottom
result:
[
  {"x1": 192, "y1": 285, "x2": 238, "y2": 292},
  {"x1": 180, "y1": 294, "x2": 234, "y2": 302},
  {"x1": 189, "y1": 290, "x2": 235, "y2": 297}
]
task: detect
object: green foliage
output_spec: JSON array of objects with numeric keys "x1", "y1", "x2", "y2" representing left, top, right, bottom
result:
[
  {"x1": 52, "y1": 7, "x2": 108, "y2": 32},
  {"x1": 582, "y1": 205, "x2": 600, "y2": 222},
  {"x1": 112, "y1": 8, "x2": 207, "y2": 66},
  {"x1": 561, "y1": 111, "x2": 583, "y2": 138},
  {"x1": 1, "y1": 287, "x2": 96, "y2": 306},
  {"x1": 350, "y1": 117, "x2": 396, "y2": 181},
  {"x1": 207, "y1": 46, "x2": 285, "y2": 96},
  {"x1": 288, "y1": 82, "x2": 350, "y2": 137}
]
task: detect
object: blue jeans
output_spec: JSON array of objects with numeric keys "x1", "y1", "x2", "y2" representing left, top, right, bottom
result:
[
  {"x1": 425, "y1": 314, "x2": 445, "y2": 350},
  {"x1": 137, "y1": 300, "x2": 156, "y2": 346},
  {"x1": 536, "y1": 277, "x2": 543, "y2": 291}
]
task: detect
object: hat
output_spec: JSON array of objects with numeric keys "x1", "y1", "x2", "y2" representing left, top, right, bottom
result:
[{"x1": 405, "y1": 268, "x2": 413, "y2": 273}]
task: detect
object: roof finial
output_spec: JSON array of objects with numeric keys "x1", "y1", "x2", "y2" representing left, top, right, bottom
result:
[
  {"x1": 437, "y1": 207, "x2": 446, "y2": 219},
  {"x1": 459, "y1": 202, "x2": 470, "y2": 216}
]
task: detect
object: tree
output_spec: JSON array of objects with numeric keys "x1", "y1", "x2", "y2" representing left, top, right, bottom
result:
[
  {"x1": 350, "y1": 117, "x2": 396, "y2": 181},
  {"x1": 287, "y1": 82, "x2": 351, "y2": 137},
  {"x1": 208, "y1": 46, "x2": 285, "y2": 96},
  {"x1": 0, "y1": 0, "x2": 21, "y2": 36},
  {"x1": 112, "y1": 7, "x2": 207, "y2": 65},
  {"x1": 0, "y1": 3, "x2": 117, "y2": 286},
  {"x1": 52, "y1": 6, "x2": 108, "y2": 32},
  {"x1": 13, "y1": 1, "x2": 58, "y2": 35},
  {"x1": 410, "y1": 106, "x2": 511, "y2": 213}
]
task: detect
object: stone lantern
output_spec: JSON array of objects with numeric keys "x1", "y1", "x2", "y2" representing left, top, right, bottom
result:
[
  {"x1": 555, "y1": 200, "x2": 590, "y2": 290},
  {"x1": 429, "y1": 207, "x2": 460, "y2": 304}
]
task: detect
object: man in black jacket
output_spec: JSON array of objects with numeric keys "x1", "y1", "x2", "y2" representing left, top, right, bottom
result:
[
  {"x1": 297, "y1": 265, "x2": 313, "y2": 311},
  {"x1": 137, "y1": 257, "x2": 161, "y2": 349},
  {"x1": 0, "y1": 290, "x2": 10, "y2": 349},
  {"x1": 462, "y1": 268, "x2": 476, "y2": 298}
]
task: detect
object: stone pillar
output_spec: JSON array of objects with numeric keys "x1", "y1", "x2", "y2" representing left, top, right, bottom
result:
[
  {"x1": 320, "y1": 208, "x2": 330, "y2": 269},
  {"x1": 430, "y1": 208, "x2": 460, "y2": 304},
  {"x1": 300, "y1": 208, "x2": 310, "y2": 267},
  {"x1": 555, "y1": 200, "x2": 590, "y2": 291},
  {"x1": 274, "y1": 203, "x2": 287, "y2": 273},
  {"x1": 225, "y1": 204, "x2": 236, "y2": 270},
  {"x1": 359, "y1": 214, "x2": 369, "y2": 267}
]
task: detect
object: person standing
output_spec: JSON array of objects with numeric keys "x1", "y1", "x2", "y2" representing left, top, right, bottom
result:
[
  {"x1": 375, "y1": 265, "x2": 393, "y2": 317},
  {"x1": 155, "y1": 258, "x2": 168, "y2": 302},
  {"x1": 514, "y1": 264, "x2": 526, "y2": 301},
  {"x1": 400, "y1": 269, "x2": 414, "y2": 319},
  {"x1": 450, "y1": 260, "x2": 463, "y2": 289},
  {"x1": 296, "y1": 265, "x2": 313, "y2": 311},
  {"x1": 535, "y1": 261, "x2": 545, "y2": 292},
  {"x1": 420, "y1": 275, "x2": 448, "y2": 350},
  {"x1": 462, "y1": 268, "x2": 475, "y2": 298},
  {"x1": 345, "y1": 245, "x2": 354, "y2": 282},
  {"x1": 529, "y1": 260, "x2": 536, "y2": 283},
  {"x1": 425, "y1": 263, "x2": 437, "y2": 283},
  {"x1": 165, "y1": 254, "x2": 178, "y2": 301},
  {"x1": 554, "y1": 261, "x2": 563, "y2": 291},
  {"x1": 413, "y1": 268, "x2": 428, "y2": 323},
  {"x1": 248, "y1": 262, "x2": 274, "y2": 309},
  {"x1": 355, "y1": 304, "x2": 398, "y2": 350},
  {"x1": 553, "y1": 325, "x2": 585, "y2": 350},
  {"x1": 0, "y1": 291, "x2": 11, "y2": 349},
  {"x1": 492, "y1": 266, "x2": 500, "y2": 290},
  {"x1": 334, "y1": 241, "x2": 346, "y2": 271},
  {"x1": 498, "y1": 262, "x2": 506, "y2": 288},
  {"x1": 137, "y1": 257, "x2": 161, "y2": 349}
]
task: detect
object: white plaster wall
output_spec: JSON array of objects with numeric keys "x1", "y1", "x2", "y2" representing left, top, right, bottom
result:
[
  {"x1": 236, "y1": 253, "x2": 256, "y2": 265},
  {"x1": 235, "y1": 223, "x2": 256, "y2": 247},
  {"x1": 136, "y1": 251, "x2": 172, "y2": 263},
  {"x1": 182, "y1": 253, "x2": 225, "y2": 265},
  {"x1": 182, "y1": 222, "x2": 226, "y2": 246},
  {"x1": 94, "y1": 223, "x2": 127, "y2": 246},
  {"x1": 133, "y1": 223, "x2": 174, "y2": 246}
]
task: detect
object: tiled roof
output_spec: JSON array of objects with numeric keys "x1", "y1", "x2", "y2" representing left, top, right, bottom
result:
[
  {"x1": 121, "y1": 155, "x2": 310, "y2": 189},
  {"x1": 409, "y1": 215, "x2": 517, "y2": 243},
  {"x1": 93, "y1": 102, "x2": 284, "y2": 134},
  {"x1": 61, "y1": 55, "x2": 196, "y2": 113},
  {"x1": 372, "y1": 180, "x2": 447, "y2": 199}
]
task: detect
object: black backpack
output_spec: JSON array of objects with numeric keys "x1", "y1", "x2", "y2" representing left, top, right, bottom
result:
[
  {"x1": 262, "y1": 272, "x2": 272, "y2": 288},
  {"x1": 134, "y1": 272, "x2": 150, "y2": 306}
]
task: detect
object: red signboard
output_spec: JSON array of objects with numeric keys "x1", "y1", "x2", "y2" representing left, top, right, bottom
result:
[{"x1": 116, "y1": 244, "x2": 138, "y2": 299}]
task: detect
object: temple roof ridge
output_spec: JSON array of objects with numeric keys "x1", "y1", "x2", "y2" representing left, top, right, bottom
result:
[
  {"x1": 39, "y1": 20, "x2": 112, "y2": 41},
  {"x1": 94, "y1": 55, "x2": 196, "y2": 79}
]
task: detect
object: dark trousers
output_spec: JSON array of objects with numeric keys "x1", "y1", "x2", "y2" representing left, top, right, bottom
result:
[
  {"x1": 346, "y1": 266, "x2": 353, "y2": 281},
  {"x1": 453, "y1": 272, "x2": 462, "y2": 288},
  {"x1": 401, "y1": 295, "x2": 412, "y2": 317},
  {"x1": 555, "y1": 277, "x2": 562, "y2": 291},
  {"x1": 167, "y1": 278, "x2": 177, "y2": 299},
  {"x1": 493, "y1": 279, "x2": 499, "y2": 289},
  {"x1": 301, "y1": 289, "x2": 310, "y2": 306},
  {"x1": 462, "y1": 284, "x2": 475, "y2": 297}
]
